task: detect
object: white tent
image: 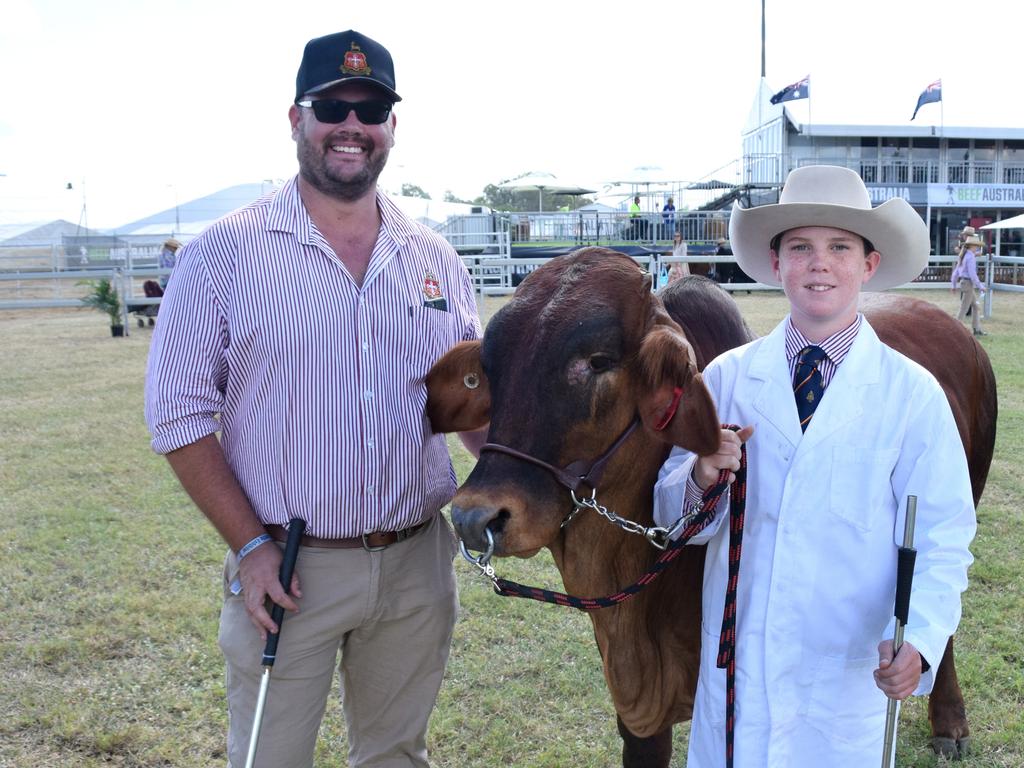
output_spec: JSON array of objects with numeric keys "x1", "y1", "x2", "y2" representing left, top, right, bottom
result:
[{"x1": 981, "y1": 213, "x2": 1024, "y2": 230}]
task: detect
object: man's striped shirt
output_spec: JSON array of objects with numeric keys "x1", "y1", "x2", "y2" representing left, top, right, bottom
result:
[{"x1": 145, "y1": 177, "x2": 481, "y2": 538}]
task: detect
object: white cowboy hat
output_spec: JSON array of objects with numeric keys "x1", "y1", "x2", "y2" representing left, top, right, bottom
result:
[
  {"x1": 961, "y1": 233, "x2": 985, "y2": 249},
  {"x1": 729, "y1": 165, "x2": 929, "y2": 290}
]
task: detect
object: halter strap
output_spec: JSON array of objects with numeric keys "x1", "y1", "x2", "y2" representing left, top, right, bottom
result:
[{"x1": 479, "y1": 418, "x2": 641, "y2": 495}]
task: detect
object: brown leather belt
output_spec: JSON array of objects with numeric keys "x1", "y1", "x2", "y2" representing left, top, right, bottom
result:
[{"x1": 265, "y1": 521, "x2": 428, "y2": 551}]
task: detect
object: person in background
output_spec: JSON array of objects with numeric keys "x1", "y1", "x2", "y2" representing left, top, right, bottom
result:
[
  {"x1": 157, "y1": 237, "x2": 181, "y2": 289},
  {"x1": 145, "y1": 29, "x2": 483, "y2": 768},
  {"x1": 662, "y1": 196, "x2": 676, "y2": 241},
  {"x1": 666, "y1": 230, "x2": 690, "y2": 283},
  {"x1": 713, "y1": 236, "x2": 733, "y2": 283},
  {"x1": 628, "y1": 194, "x2": 647, "y2": 240},
  {"x1": 654, "y1": 165, "x2": 975, "y2": 767},
  {"x1": 951, "y1": 231, "x2": 987, "y2": 336}
]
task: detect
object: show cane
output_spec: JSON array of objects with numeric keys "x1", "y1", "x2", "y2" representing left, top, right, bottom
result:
[
  {"x1": 244, "y1": 518, "x2": 306, "y2": 768},
  {"x1": 881, "y1": 496, "x2": 917, "y2": 768}
]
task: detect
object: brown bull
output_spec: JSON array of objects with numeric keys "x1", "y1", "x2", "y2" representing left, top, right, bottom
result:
[{"x1": 426, "y1": 248, "x2": 995, "y2": 766}]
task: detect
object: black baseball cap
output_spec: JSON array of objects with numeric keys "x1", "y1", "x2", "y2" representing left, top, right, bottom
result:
[{"x1": 295, "y1": 30, "x2": 401, "y2": 103}]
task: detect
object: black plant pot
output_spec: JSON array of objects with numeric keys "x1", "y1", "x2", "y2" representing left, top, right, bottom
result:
[{"x1": 111, "y1": 324, "x2": 125, "y2": 337}]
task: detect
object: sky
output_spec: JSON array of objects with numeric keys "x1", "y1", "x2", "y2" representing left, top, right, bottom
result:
[{"x1": 1, "y1": 0, "x2": 1021, "y2": 230}]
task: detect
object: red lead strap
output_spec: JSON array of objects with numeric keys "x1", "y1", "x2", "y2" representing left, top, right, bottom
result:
[{"x1": 488, "y1": 425, "x2": 747, "y2": 768}]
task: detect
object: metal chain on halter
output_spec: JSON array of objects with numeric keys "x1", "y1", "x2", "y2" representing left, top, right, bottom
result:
[
  {"x1": 461, "y1": 425, "x2": 748, "y2": 768},
  {"x1": 567, "y1": 487, "x2": 704, "y2": 550}
]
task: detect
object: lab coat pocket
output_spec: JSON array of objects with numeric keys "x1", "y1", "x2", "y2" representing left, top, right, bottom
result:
[
  {"x1": 696, "y1": 623, "x2": 728, "y2": 727},
  {"x1": 829, "y1": 446, "x2": 899, "y2": 532},
  {"x1": 807, "y1": 654, "x2": 883, "y2": 749}
]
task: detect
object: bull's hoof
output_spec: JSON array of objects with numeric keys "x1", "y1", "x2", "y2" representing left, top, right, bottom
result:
[{"x1": 932, "y1": 736, "x2": 971, "y2": 760}]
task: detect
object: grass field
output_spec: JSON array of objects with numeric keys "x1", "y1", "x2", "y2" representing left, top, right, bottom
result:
[{"x1": 0, "y1": 289, "x2": 1021, "y2": 767}]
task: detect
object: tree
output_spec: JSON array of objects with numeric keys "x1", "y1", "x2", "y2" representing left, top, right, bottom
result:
[
  {"x1": 443, "y1": 190, "x2": 471, "y2": 204},
  {"x1": 472, "y1": 185, "x2": 594, "y2": 212},
  {"x1": 400, "y1": 183, "x2": 431, "y2": 199},
  {"x1": 474, "y1": 184, "x2": 535, "y2": 212}
]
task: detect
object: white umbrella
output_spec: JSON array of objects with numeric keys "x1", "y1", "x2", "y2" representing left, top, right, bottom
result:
[
  {"x1": 497, "y1": 171, "x2": 597, "y2": 211},
  {"x1": 981, "y1": 213, "x2": 1024, "y2": 230}
]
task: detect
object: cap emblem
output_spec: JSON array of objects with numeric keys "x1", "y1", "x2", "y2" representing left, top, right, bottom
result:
[{"x1": 341, "y1": 43, "x2": 372, "y2": 76}]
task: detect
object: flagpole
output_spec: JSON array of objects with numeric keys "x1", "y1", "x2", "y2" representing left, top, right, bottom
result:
[
  {"x1": 940, "y1": 85, "x2": 944, "y2": 138},
  {"x1": 808, "y1": 81, "x2": 812, "y2": 136}
]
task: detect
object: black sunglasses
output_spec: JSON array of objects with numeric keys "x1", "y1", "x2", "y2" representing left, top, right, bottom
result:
[{"x1": 295, "y1": 98, "x2": 393, "y2": 125}]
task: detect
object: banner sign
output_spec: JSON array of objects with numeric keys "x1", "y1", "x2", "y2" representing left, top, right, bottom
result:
[
  {"x1": 866, "y1": 185, "x2": 927, "y2": 205},
  {"x1": 928, "y1": 183, "x2": 1024, "y2": 208}
]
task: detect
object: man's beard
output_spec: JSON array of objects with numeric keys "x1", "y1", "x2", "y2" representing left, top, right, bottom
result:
[{"x1": 297, "y1": 132, "x2": 389, "y2": 203}]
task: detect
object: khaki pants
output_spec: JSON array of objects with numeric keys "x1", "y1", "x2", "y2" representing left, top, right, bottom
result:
[
  {"x1": 220, "y1": 514, "x2": 459, "y2": 768},
  {"x1": 956, "y1": 277, "x2": 982, "y2": 332}
]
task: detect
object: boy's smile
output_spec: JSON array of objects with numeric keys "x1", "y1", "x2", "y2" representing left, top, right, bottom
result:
[{"x1": 770, "y1": 226, "x2": 880, "y2": 341}]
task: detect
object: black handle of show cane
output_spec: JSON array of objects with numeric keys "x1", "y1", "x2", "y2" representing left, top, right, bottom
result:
[
  {"x1": 893, "y1": 527, "x2": 917, "y2": 630},
  {"x1": 261, "y1": 518, "x2": 305, "y2": 667}
]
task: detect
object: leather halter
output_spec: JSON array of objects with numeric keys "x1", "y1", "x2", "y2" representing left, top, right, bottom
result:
[{"x1": 479, "y1": 418, "x2": 641, "y2": 495}]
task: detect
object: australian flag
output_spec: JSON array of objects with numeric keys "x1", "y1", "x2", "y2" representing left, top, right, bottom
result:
[
  {"x1": 911, "y1": 79, "x2": 942, "y2": 120},
  {"x1": 770, "y1": 75, "x2": 810, "y2": 105}
]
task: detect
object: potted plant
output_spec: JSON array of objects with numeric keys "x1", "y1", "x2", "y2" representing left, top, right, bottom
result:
[{"x1": 79, "y1": 278, "x2": 125, "y2": 337}]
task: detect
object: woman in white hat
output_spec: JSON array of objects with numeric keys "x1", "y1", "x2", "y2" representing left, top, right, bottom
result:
[
  {"x1": 653, "y1": 166, "x2": 976, "y2": 767},
  {"x1": 951, "y1": 232, "x2": 987, "y2": 336}
]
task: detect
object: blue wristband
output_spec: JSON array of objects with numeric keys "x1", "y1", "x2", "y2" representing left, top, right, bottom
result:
[{"x1": 238, "y1": 533, "x2": 273, "y2": 560}]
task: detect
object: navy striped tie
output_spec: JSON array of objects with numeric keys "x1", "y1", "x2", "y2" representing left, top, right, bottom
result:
[{"x1": 794, "y1": 345, "x2": 826, "y2": 432}]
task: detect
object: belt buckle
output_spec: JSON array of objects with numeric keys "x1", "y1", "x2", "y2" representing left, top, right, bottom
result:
[{"x1": 361, "y1": 532, "x2": 388, "y2": 552}]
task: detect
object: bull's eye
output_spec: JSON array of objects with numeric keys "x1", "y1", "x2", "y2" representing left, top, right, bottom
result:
[{"x1": 588, "y1": 354, "x2": 615, "y2": 373}]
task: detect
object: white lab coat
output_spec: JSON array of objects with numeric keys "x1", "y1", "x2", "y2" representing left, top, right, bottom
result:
[{"x1": 654, "y1": 317, "x2": 976, "y2": 768}]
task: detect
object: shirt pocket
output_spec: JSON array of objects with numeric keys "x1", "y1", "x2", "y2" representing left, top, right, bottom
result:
[
  {"x1": 828, "y1": 445, "x2": 899, "y2": 532},
  {"x1": 404, "y1": 304, "x2": 465, "y2": 377}
]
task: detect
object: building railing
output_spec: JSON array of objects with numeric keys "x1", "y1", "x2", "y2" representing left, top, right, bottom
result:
[{"x1": 778, "y1": 156, "x2": 1015, "y2": 185}]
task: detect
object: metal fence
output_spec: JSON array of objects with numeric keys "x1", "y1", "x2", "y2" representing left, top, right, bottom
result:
[
  {"x1": 4, "y1": 230, "x2": 1022, "y2": 312},
  {"x1": 0, "y1": 232, "x2": 180, "y2": 273},
  {"x1": 497, "y1": 210, "x2": 731, "y2": 246}
]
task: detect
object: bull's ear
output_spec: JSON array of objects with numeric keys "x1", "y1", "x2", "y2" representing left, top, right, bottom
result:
[
  {"x1": 636, "y1": 304, "x2": 721, "y2": 456},
  {"x1": 426, "y1": 340, "x2": 491, "y2": 433}
]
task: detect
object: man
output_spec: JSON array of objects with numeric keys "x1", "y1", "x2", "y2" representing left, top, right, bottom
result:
[
  {"x1": 157, "y1": 237, "x2": 181, "y2": 289},
  {"x1": 661, "y1": 195, "x2": 676, "y2": 240},
  {"x1": 653, "y1": 166, "x2": 976, "y2": 767},
  {"x1": 951, "y1": 231, "x2": 987, "y2": 336},
  {"x1": 628, "y1": 194, "x2": 646, "y2": 240},
  {"x1": 145, "y1": 30, "x2": 483, "y2": 768}
]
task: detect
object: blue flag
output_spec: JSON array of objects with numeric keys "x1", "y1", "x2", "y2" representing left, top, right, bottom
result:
[
  {"x1": 770, "y1": 75, "x2": 810, "y2": 105},
  {"x1": 912, "y1": 79, "x2": 942, "y2": 120}
]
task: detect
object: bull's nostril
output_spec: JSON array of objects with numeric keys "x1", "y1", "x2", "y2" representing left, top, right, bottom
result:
[{"x1": 487, "y1": 509, "x2": 511, "y2": 537}]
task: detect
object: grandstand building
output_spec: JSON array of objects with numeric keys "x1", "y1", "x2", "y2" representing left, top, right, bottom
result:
[{"x1": 734, "y1": 81, "x2": 1024, "y2": 257}]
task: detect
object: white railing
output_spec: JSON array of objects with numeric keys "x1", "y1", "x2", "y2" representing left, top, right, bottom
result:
[{"x1": 3, "y1": 257, "x2": 1021, "y2": 312}]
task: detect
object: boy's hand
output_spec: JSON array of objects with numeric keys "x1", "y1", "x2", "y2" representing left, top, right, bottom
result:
[
  {"x1": 692, "y1": 425, "x2": 754, "y2": 490},
  {"x1": 874, "y1": 639, "x2": 923, "y2": 701}
]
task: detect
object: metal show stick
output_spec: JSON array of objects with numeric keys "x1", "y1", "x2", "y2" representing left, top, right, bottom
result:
[
  {"x1": 244, "y1": 518, "x2": 306, "y2": 768},
  {"x1": 881, "y1": 496, "x2": 917, "y2": 768}
]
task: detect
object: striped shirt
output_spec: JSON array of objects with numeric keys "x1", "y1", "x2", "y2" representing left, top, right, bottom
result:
[
  {"x1": 783, "y1": 313, "x2": 862, "y2": 387},
  {"x1": 144, "y1": 177, "x2": 481, "y2": 538}
]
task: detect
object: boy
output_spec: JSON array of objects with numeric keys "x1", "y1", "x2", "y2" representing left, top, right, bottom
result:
[{"x1": 653, "y1": 166, "x2": 976, "y2": 767}]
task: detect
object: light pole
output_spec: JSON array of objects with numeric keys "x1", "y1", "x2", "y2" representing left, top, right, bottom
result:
[{"x1": 167, "y1": 184, "x2": 180, "y2": 236}]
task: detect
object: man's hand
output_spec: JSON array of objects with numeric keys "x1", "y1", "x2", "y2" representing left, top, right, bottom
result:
[
  {"x1": 239, "y1": 543, "x2": 302, "y2": 641},
  {"x1": 874, "y1": 639, "x2": 923, "y2": 701},
  {"x1": 692, "y1": 425, "x2": 754, "y2": 490}
]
